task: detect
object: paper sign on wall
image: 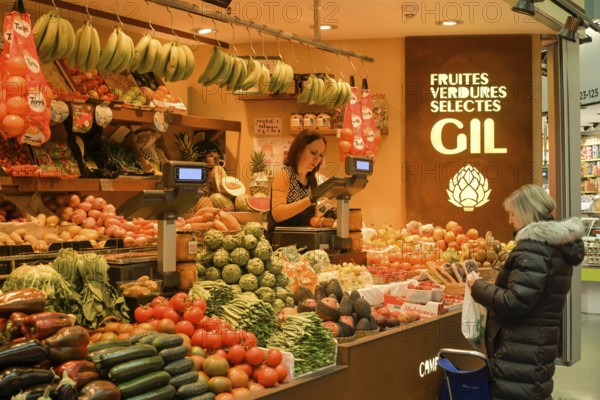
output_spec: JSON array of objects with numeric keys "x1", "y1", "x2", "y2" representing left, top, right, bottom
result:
[{"x1": 254, "y1": 118, "x2": 282, "y2": 135}]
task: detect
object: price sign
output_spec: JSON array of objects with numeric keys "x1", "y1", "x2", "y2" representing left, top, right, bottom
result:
[{"x1": 254, "y1": 118, "x2": 282, "y2": 135}]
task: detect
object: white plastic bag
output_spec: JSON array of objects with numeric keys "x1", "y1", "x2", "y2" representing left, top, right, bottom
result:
[{"x1": 461, "y1": 285, "x2": 486, "y2": 349}]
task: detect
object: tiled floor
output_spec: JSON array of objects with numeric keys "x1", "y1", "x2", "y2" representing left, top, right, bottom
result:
[{"x1": 553, "y1": 313, "x2": 600, "y2": 399}]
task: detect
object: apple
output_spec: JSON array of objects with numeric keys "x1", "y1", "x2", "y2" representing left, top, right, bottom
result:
[
  {"x1": 432, "y1": 228, "x2": 446, "y2": 241},
  {"x1": 455, "y1": 234, "x2": 467, "y2": 245},
  {"x1": 444, "y1": 231, "x2": 456, "y2": 243},
  {"x1": 466, "y1": 228, "x2": 479, "y2": 240}
]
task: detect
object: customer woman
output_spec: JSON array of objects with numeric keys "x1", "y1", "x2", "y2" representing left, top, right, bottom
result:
[
  {"x1": 466, "y1": 184, "x2": 585, "y2": 400},
  {"x1": 266, "y1": 129, "x2": 326, "y2": 240}
]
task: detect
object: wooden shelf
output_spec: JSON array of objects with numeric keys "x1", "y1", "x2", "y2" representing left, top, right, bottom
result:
[
  {"x1": 583, "y1": 191, "x2": 598, "y2": 194},
  {"x1": 110, "y1": 108, "x2": 241, "y2": 132},
  {"x1": 0, "y1": 176, "x2": 158, "y2": 192},
  {"x1": 239, "y1": 93, "x2": 298, "y2": 102},
  {"x1": 290, "y1": 128, "x2": 339, "y2": 136},
  {"x1": 582, "y1": 143, "x2": 600, "y2": 147},
  {"x1": 582, "y1": 158, "x2": 600, "y2": 162}
]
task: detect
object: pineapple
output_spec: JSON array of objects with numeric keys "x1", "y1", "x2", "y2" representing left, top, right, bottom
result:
[
  {"x1": 251, "y1": 150, "x2": 267, "y2": 174},
  {"x1": 250, "y1": 150, "x2": 269, "y2": 196},
  {"x1": 175, "y1": 132, "x2": 199, "y2": 161}
]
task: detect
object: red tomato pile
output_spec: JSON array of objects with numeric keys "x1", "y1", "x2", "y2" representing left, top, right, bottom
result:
[{"x1": 0, "y1": 138, "x2": 38, "y2": 176}]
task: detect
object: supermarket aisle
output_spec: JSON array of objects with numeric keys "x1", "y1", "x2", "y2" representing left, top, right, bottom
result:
[{"x1": 553, "y1": 313, "x2": 600, "y2": 399}]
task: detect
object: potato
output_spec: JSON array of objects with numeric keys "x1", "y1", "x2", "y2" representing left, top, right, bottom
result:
[
  {"x1": 42, "y1": 233, "x2": 60, "y2": 243},
  {"x1": 144, "y1": 280, "x2": 158, "y2": 291},
  {"x1": 37, "y1": 214, "x2": 46, "y2": 226},
  {"x1": 67, "y1": 225, "x2": 81, "y2": 236},
  {"x1": 23, "y1": 234, "x2": 38, "y2": 244},
  {"x1": 45, "y1": 215, "x2": 59, "y2": 226},
  {"x1": 10, "y1": 232, "x2": 24, "y2": 244},
  {"x1": 33, "y1": 241, "x2": 49, "y2": 252},
  {"x1": 0, "y1": 232, "x2": 10, "y2": 242},
  {"x1": 137, "y1": 275, "x2": 150, "y2": 283},
  {"x1": 60, "y1": 231, "x2": 72, "y2": 241},
  {"x1": 14, "y1": 228, "x2": 28, "y2": 237}
]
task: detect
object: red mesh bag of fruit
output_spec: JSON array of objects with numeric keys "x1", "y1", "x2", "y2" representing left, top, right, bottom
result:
[{"x1": 0, "y1": 0, "x2": 52, "y2": 146}]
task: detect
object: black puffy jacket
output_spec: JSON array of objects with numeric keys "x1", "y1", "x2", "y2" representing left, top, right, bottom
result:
[{"x1": 471, "y1": 217, "x2": 585, "y2": 400}]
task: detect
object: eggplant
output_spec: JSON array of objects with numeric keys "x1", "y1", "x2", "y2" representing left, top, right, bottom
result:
[
  {"x1": 17, "y1": 383, "x2": 58, "y2": 400},
  {"x1": 0, "y1": 367, "x2": 55, "y2": 397},
  {"x1": 78, "y1": 380, "x2": 120, "y2": 400},
  {"x1": 0, "y1": 339, "x2": 49, "y2": 370},
  {"x1": 0, "y1": 289, "x2": 45, "y2": 317}
]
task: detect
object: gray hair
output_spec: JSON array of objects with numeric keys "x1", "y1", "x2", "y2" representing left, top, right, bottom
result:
[{"x1": 502, "y1": 184, "x2": 555, "y2": 226}]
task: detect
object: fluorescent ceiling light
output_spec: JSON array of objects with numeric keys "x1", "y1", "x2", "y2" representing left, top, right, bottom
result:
[
  {"x1": 194, "y1": 28, "x2": 216, "y2": 35},
  {"x1": 435, "y1": 20, "x2": 464, "y2": 26}
]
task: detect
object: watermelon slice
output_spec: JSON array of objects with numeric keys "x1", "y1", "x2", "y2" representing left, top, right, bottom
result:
[{"x1": 246, "y1": 196, "x2": 270, "y2": 212}]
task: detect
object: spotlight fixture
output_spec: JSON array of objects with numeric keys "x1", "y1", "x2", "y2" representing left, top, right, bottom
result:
[
  {"x1": 580, "y1": 35, "x2": 593, "y2": 44},
  {"x1": 511, "y1": 0, "x2": 544, "y2": 16},
  {"x1": 194, "y1": 28, "x2": 217, "y2": 35},
  {"x1": 558, "y1": 16, "x2": 582, "y2": 42},
  {"x1": 310, "y1": 24, "x2": 338, "y2": 30},
  {"x1": 434, "y1": 19, "x2": 464, "y2": 26}
]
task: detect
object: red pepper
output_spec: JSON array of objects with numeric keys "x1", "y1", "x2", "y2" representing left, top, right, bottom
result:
[
  {"x1": 22, "y1": 312, "x2": 76, "y2": 340},
  {"x1": 5, "y1": 312, "x2": 27, "y2": 341},
  {"x1": 0, "y1": 289, "x2": 45, "y2": 317},
  {"x1": 42, "y1": 325, "x2": 89, "y2": 364},
  {"x1": 55, "y1": 359, "x2": 96, "y2": 379}
]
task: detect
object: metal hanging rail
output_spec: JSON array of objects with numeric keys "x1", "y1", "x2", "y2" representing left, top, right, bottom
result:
[
  {"x1": 549, "y1": 0, "x2": 600, "y2": 33},
  {"x1": 146, "y1": 0, "x2": 375, "y2": 63}
]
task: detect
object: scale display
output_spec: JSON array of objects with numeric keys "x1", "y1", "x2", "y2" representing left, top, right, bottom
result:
[
  {"x1": 345, "y1": 156, "x2": 373, "y2": 175},
  {"x1": 176, "y1": 166, "x2": 205, "y2": 183}
]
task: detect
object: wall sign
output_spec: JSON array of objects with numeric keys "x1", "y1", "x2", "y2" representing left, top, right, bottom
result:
[
  {"x1": 254, "y1": 118, "x2": 282, "y2": 135},
  {"x1": 405, "y1": 35, "x2": 534, "y2": 241}
]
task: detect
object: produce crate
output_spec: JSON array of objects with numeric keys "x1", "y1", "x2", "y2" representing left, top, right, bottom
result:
[
  {"x1": 41, "y1": 61, "x2": 88, "y2": 103},
  {"x1": 31, "y1": 140, "x2": 81, "y2": 179},
  {"x1": 93, "y1": 138, "x2": 154, "y2": 177},
  {"x1": 130, "y1": 71, "x2": 187, "y2": 113},
  {"x1": 102, "y1": 71, "x2": 153, "y2": 110},
  {"x1": 55, "y1": 59, "x2": 118, "y2": 104},
  {"x1": 0, "y1": 139, "x2": 39, "y2": 177},
  {"x1": 384, "y1": 294, "x2": 445, "y2": 320}
]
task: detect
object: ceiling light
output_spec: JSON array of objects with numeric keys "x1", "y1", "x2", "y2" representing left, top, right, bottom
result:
[
  {"x1": 194, "y1": 28, "x2": 217, "y2": 35},
  {"x1": 310, "y1": 24, "x2": 338, "y2": 30},
  {"x1": 558, "y1": 16, "x2": 582, "y2": 42},
  {"x1": 511, "y1": 0, "x2": 544, "y2": 16},
  {"x1": 434, "y1": 20, "x2": 464, "y2": 26}
]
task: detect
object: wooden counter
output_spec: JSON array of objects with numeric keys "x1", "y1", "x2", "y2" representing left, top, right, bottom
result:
[{"x1": 252, "y1": 310, "x2": 482, "y2": 400}]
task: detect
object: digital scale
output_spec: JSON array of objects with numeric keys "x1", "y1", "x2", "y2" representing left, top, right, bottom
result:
[
  {"x1": 272, "y1": 156, "x2": 373, "y2": 251},
  {"x1": 117, "y1": 161, "x2": 208, "y2": 290}
]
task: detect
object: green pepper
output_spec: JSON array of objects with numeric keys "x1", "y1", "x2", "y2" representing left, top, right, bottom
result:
[
  {"x1": 22, "y1": 312, "x2": 76, "y2": 340},
  {"x1": 42, "y1": 325, "x2": 89, "y2": 364}
]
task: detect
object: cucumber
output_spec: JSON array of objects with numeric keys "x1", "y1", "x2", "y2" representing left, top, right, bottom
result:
[
  {"x1": 177, "y1": 381, "x2": 209, "y2": 399},
  {"x1": 169, "y1": 370, "x2": 199, "y2": 389},
  {"x1": 122, "y1": 384, "x2": 176, "y2": 400},
  {"x1": 129, "y1": 331, "x2": 161, "y2": 344},
  {"x1": 152, "y1": 334, "x2": 184, "y2": 350},
  {"x1": 164, "y1": 357, "x2": 194, "y2": 376},
  {"x1": 186, "y1": 393, "x2": 216, "y2": 400},
  {"x1": 159, "y1": 345, "x2": 189, "y2": 363},
  {"x1": 118, "y1": 371, "x2": 171, "y2": 398},
  {"x1": 108, "y1": 355, "x2": 165, "y2": 383},
  {"x1": 87, "y1": 345, "x2": 131, "y2": 363},
  {"x1": 88, "y1": 340, "x2": 132, "y2": 352},
  {"x1": 138, "y1": 332, "x2": 167, "y2": 345},
  {"x1": 98, "y1": 344, "x2": 158, "y2": 370}
]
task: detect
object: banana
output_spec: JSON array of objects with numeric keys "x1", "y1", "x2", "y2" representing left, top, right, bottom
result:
[
  {"x1": 67, "y1": 25, "x2": 83, "y2": 68},
  {"x1": 172, "y1": 45, "x2": 188, "y2": 82},
  {"x1": 86, "y1": 24, "x2": 101, "y2": 72},
  {"x1": 198, "y1": 47, "x2": 225, "y2": 83},
  {"x1": 138, "y1": 37, "x2": 158, "y2": 74},
  {"x1": 62, "y1": 17, "x2": 77, "y2": 59},
  {"x1": 97, "y1": 28, "x2": 119, "y2": 72},
  {"x1": 180, "y1": 44, "x2": 195, "y2": 80},
  {"x1": 233, "y1": 56, "x2": 248, "y2": 91},
  {"x1": 75, "y1": 22, "x2": 91, "y2": 70},
  {"x1": 116, "y1": 33, "x2": 135, "y2": 73},
  {"x1": 308, "y1": 75, "x2": 323, "y2": 105},
  {"x1": 131, "y1": 34, "x2": 151, "y2": 73},
  {"x1": 207, "y1": 52, "x2": 233, "y2": 86},
  {"x1": 297, "y1": 74, "x2": 314, "y2": 103},
  {"x1": 152, "y1": 40, "x2": 170, "y2": 77},
  {"x1": 332, "y1": 79, "x2": 346, "y2": 108},
  {"x1": 277, "y1": 63, "x2": 294, "y2": 94},
  {"x1": 37, "y1": 14, "x2": 59, "y2": 63},
  {"x1": 268, "y1": 60, "x2": 282, "y2": 93},
  {"x1": 163, "y1": 42, "x2": 178, "y2": 81},
  {"x1": 257, "y1": 64, "x2": 270, "y2": 93},
  {"x1": 240, "y1": 58, "x2": 259, "y2": 90},
  {"x1": 33, "y1": 11, "x2": 52, "y2": 49},
  {"x1": 224, "y1": 55, "x2": 241, "y2": 89},
  {"x1": 322, "y1": 75, "x2": 338, "y2": 107},
  {"x1": 52, "y1": 17, "x2": 70, "y2": 60},
  {"x1": 105, "y1": 28, "x2": 128, "y2": 72}
]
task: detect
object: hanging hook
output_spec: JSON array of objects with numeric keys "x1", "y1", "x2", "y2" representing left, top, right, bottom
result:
[
  {"x1": 361, "y1": 59, "x2": 369, "y2": 79},
  {"x1": 322, "y1": 50, "x2": 330, "y2": 74},
  {"x1": 212, "y1": 19, "x2": 221, "y2": 48},
  {"x1": 336, "y1": 53, "x2": 345, "y2": 80},
  {"x1": 247, "y1": 25, "x2": 256, "y2": 57},
  {"x1": 166, "y1": 7, "x2": 178, "y2": 43},
  {"x1": 188, "y1": 12, "x2": 202, "y2": 51},
  {"x1": 289, "y1": 38, "x2": 299, "y2": 67},
  {"x1": 276, "y1": 35, "x2": 283, "y2": 60},
  {"x1": 348, "y1": 56, "x2": 357, "y2": 75},
  {"x1": 113, "y1": 0, "x2": 123, "y2": 29},
  {"x1": 84, "y1": 0, "x2": 92, "y2": 22},
  {"x1": 51, "y1": 0, "x2": 59, "y2": 12},
  {"x1": 230, "y1": 22, "x2": 238, "y2": 54},
  {"x1": 309, "y1": 46, "x2": 316, "y2": 74},
  {"x1": 257, "y1": 31, "x2": 268, "y2": 62},
  {"x1": 145, "y1": 1, "x2": 155, "y2": 36}
]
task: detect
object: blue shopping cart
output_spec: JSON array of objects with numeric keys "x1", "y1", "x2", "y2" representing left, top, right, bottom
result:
[{"x1": 437, "y1": 348, "x2": 493, "y2": 400}]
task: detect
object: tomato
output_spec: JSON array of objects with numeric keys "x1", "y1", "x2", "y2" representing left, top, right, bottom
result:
[
  {"x1": 274, "y1": 364, "x2": 289, "y2": 383},
  {"x1": 215, "y1": 393, "x2": 236, "y2": 400},
  {"x1": 191, "y1": 298, "x2": 208, "y2": 313},
  {"x1": 99, "y1": 331, "x2": 118, "y2": 342},
  {"x1": 152, "y1": 304, "x2": 168, "y2": 320},
  {"x1": 191, "y1": 329, "x2": 207, "y2": 347},
  {"x1": 245, "y1": 346, "x2": 265, "y2": 366},
  {"x1": 191, "y1": 346, "x2": 207, "y2": 357},
  {"x1": 156, "y1": 318, "x2": 177, "y2": 334},
  {"x1": 227, "y1": 344, "x2": 246, "y2": 365},
  {"x1": 265, "y1": 348, "x2": 283, "y2": 367},
  {"x1": 230, "y1": 387, "x2": 252, "y2": 399},
  {"x1": 227, "y1": 366, "x2": 249, "y2": 388},
  {"x1": 248, "y1": 382, "x2": 265, "y2": 393},
  {"x1": 169, "y1": 292, "x2": 190, "y2": 313},
  {"x1": 188, "y1": 354, "x2": 205, "y2": 371},
  {"x1": 252, "y1": 364, "x2": 267, "y2": 382},
  {"x1": 212, "y1": 349, "x2": 227, "y2": 359},
  {"x1": 338, "y1": 140, "x2": 352, "y2": 154},
  {"x1": 341, "y1": 127, "x2": 353, "y2": 141},
  {"x1": 205, "y1": 331, "x2": 223, "y2": 350},
  {"x1": 89, "y1": 332, "x2": 102, "y2": 343},
  {"x1": 257, "y1": 366, "x2": 279, "y2": 388},
  {"x1": 183, "y1": 306, "x2": 204, "y2": 326},
  {"x1": 162, "y1": 307, "x2": 181, "y2": 323},
  {"x1": 134, "y1": 306, "x2": 154, "y2": 323},
  {"x1": 151, "y1": 296, "x2": 168, "y2": 307},
  {"x1": 233, "y1": 363, "x2": 253, "y2": 378},
  {"x1": 241, "y1": 331, "x2": 257, "y2": 347},
  {"x1": 176, "y1": 320, "x2": 195, "y2": 336},
  {"x1": 222, "y1": 329, "x2": 244, "y2": 347},
  {"x1": 203, "y1": 355, "x2": 230, "y2": 377},
  {"x1": 207, "y1": 376, "x2": 232, "y2": 394}
]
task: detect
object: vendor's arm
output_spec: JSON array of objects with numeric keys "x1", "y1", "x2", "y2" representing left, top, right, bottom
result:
[{"x1": 271, "y1": 168, "x2": 313, "y2": 222}]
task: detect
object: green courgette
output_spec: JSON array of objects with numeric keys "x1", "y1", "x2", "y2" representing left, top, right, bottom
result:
[
  {"x1": 108, "y1": 355, "x2": 165, "y2": 382},
  {"x1": 129, "y1": 331, "x2": 159, "y2": 344},
  {"x1": 118, "y1": 370, "x2": 171, "y2": 398},
  {"x1": 177, "y1": 380, "x2": 209, "y2": 399},
  {"x1": 98, "y1": 344, "x2": 158, "y2": 370},
  {"x1": 169, "y1": 370, "x2": 199, "y2": 389},
  {"x1": 152, "y1": 334, "x2": 184, "y2": 350},
  {"x1": 138, "y1": 332, "x2": 166, "y2": 345},
  {"x1": 186, "y1": 393, "x2": 216, "y2": 400},
  {"x1": 163, "y1": 357, "x2": 194, "y2": 376},
  {"x1": 120, "y1": 384, "x2": 176, "y2": 400},
  {"x1": 87, "y1": 345, "x2": 131, "y2": 363},
  {"x1": 88, "y1": 340, "x2": 132, "y2": 352},
  {"x1": 159, "y1": 345, "x2": 189, "y2": 363}
]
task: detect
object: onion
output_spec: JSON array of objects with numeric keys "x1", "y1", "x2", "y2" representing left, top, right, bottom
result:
[
  {"x1": 67, "y1": 225, "x2": 81, "y2": 235},
  {"x1": 82, "y1": 217, "x2": 96, "y2": 229},
  {"x1": 88, "y1": 209, "x2": 102, "y2": 220},
  {"x1": 103, "y1": 204, "x2": 116, "y2": 213},
  {"x1": 102, "y1": 212, "x2": 116, "y2": 221},
  {"x1": 95, "y1": 217, "x2": 103, "y2": 227},
  {"x1": 79, "y1": 229, "x2": 99, "y2": 240},
  {"x1": 123, "y1": 236, "x2": 135, "y2": 247},
  {"x1": 93, "y1": 197, "x2": 107, "y2": 210},
  {"x1": 60, "y1": 231, "x2": 72, "y2": 241},
  {"x1": 105, "y1": 218, "x2": 120, "y2": 227},
  {"x1": 78, "y1": 201, "x2": 93, "y2": 212},
  {"x1": 134, "y1": 236, "x2": 148, "y2": 247},
  {"x1": 125, "y1": 231, "x2": 135, "y2": 238},
  {"x1": 60, "y1": 207, "x2": 74, "y2": 222},
  {"x1": 67, "y1": 194, "x2": 81, "y2": 208},
  {"x1": 84, "y1": 195, "x2": 96, "y2": 203},
  {"x1": 71, "y1": 209, "x2": 87, "y2": 225},
  {"x1": 105, "y1": 225, "x2": 117, "y2": 237},
  {"x1": 122, "y1": 221, "x2": 136, "y2": 232},
  {"x1": 112, "y1": 228, "x2": 127, "y2": 238},
  {"x1": 95, "y1": 226, "x2": 105, "y2": 236}
]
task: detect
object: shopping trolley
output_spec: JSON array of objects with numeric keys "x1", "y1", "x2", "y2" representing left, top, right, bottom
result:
[{"x1": 437, "y1": 348, "x2": 493, "y2": 400}]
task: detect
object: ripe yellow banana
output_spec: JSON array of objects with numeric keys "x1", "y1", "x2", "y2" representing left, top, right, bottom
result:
[
  {"x1": 197, "y1": 47, "x2": 225, "y2": 84},
  {"x1": 67, "y1": 25, "x2": 83, "y2": 68},
  {"x1": 97, "y1": 28, "x2": 119, "y2": 72},
  {"x1": 37, "y1": 14, "x2": 59, "y2": 63},
  {"x1": 180, "y1": 44, "x2": 195, "y2": 80},
  {"x1": 86, "y1": 24, "x2": 101, "y2": 72},
  {"x1": 76, "y1": 22, "x2": 92, "y2": 71},
  {"x1": 131, "y1": 34, "x2": 151, "y2": 73}
]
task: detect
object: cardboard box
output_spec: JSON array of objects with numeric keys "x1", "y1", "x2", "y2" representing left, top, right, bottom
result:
[{"x1": 384, "y1": 294, "x2": 445, "y2": 320}]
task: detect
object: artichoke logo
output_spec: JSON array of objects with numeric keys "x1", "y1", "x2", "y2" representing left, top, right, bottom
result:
[{"x1": 447, "y1": 164, "x2": 491, "y2": 211}]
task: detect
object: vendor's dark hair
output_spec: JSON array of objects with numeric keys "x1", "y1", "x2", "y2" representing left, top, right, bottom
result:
[{"x1": 284, "y1": 129, "x2": 326, "y2": 180}]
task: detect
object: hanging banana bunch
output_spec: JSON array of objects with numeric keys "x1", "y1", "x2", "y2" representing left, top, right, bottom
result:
[
  {"x1": 152, "y1": 40, "x2": 196, "y2": 82},
  {"x1": 96, "y1": 26, "x2": 135, "y2": 74},
  {"x1": 33, "y1": 10, "x2": 76, "y2": 64},
  {"x1": 267, "y1": 60, "x2": 294, "y2": 94},
  {"x1": 130, "y1": 34, "x2": 165, "y2": 75},
  {"x1": 298, "y1": 74, "x2": 351, "y2": 107},
  {"x1": 66, "y1": 20, "x2": 101, "y2": 72},
  {"x1": 197, "y1": 47, "x2": 235, "y2": 87}
]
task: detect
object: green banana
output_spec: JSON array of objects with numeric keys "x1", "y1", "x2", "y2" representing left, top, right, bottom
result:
[
  {"x1": 197, "y1": 47, "x2": 225, "y2": 84},
  {"x1": 309, "y1": 76, "x2": 325, "y2": 105},
  {"x1": 97, "y1": 27, "x2": 119, "y2": 72},
  {"x1": 33, "y1": 11, "x2": 51, "y2": 49},
  {"x1": 105, "y1": 28, "x2": 127, "y2": 72},
  {"x1": 75, "y1": 22, "x2": 91, "y2": 70},
  {"x1": 257, "y1": 64, "x2": 270, "y2": 93},
  {"x1": 268, "y1": 60, "x2": 282, "y2": 93},
  {"x1": 131, "y1": 34, "x2": 151, "y2": 72},
  {"x1": 51, "y1": 17, "x2": 69, "y2": 60},
  {"x1": 180, "y1": 44, "x2": 195, "y2": 80},
  {"x1": 172, "y1": 45, "x2": 188, "y2": 82},
  {"x1": 297, "y1": 74, "x2": 315, "y2": 103},
  {"x1": 163, "y1": 42, "x2": 177, "y2": 81},
  {"x1": 62, "y1": 17, "x2": 76, "y2": 59},
  {"x1": 224, "y1": 55, "x2": 241, "y2": 89},
  {"x1": 67, "y1": 25, "x2": 83, "y2": 68},
  {"x1": 139, "y1": 37, "x2": 158, "y2": 74},
  {"x1": 37, "y1": 14, "x2": 59, "y2": 63},
  {"x1": 86, "y1": 24, "x2": 100, "y2": 72},
  {"x1": 207, "y1": 52, "x2": 233, "y2": 86},
  {"x1": 233, "y1": 56, "x2": 248, "y2": 90},
  {"x1": 240, "y1": 58, "x2": 259, "y2": 90},
  {"x1": 117, "y1": 33, "x2": 135, "y2": 72}
]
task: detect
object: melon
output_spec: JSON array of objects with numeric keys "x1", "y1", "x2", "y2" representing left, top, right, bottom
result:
[
  {"x1": 210, "y1": 193, "x2": 234, "y2": 211},
  {"x1": 246, "y1": 195, "x2": 270, "y2": 212},
  {"x1": 234, "y1": 194, "x2": 251, "y2": 211}
]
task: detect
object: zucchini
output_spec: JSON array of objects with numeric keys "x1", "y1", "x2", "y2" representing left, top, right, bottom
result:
[
  {"x1": 138, "y1": 332, "x2": 167, "y2": 345},
  {"x1": 122, "y1": 384, "x2": 176, "y2": 400},
  {"x1": 87, "y1": 345, "x2": 131, "y2": 363},
  {"x1": 88, "y1": 340, "x2": 132, "y2": 352},
  {"x1": 129, "y1": 331, "x2": 160, "y2": 344},
  {"x1": 152, "y1": 334, "x2": 184, "y2": 350},
  {"x1": 177, "y1": 380, "x2": 209, "y2": 399},
  {"x1": 169, "y1": 370, "x2": 199, "y2": 389},
  {"x1": 98, "y1": 344, "x2": 158, "y2": 370},
  {"x1": 108, "y1": 355, "x2": 165, "y2": 383},
  {"x1": 164, "y1": 357, "x2": 194, "y2": 376},
  {"x1": 186, "y1": 393, "x2": 216, "y2": 400},
  {"x1": 118, "y1": 371, "x2": 171, "y2": 398},
  {"x1": 159, "y1": 345, "x2": 189, "y2": 363}
]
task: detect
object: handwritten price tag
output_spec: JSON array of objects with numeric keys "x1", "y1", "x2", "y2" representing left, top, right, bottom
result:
[{"x1": 254, "y1": 118, "x2": 282, "y2": 135}]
